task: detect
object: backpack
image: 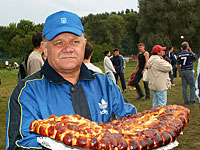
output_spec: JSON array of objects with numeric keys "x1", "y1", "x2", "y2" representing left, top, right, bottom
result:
[{"x1": 18, "y1": 57, "x2": 28, "y2": 83}]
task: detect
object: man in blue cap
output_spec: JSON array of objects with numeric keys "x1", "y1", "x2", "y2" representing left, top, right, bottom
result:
[{"x1": 5, "y1": 10, "x2": 136, "y2": 149}]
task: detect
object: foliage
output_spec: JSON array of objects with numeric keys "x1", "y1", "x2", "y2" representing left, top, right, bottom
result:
[
  {"x1": 106, "y1": 14, "x2": 125, "y2": 49},
  {"x1": 138, "y1": 0, "x2": 200, "y2": 52},
  {"x1": 10, "y1": 35, "x2": 23, "y2": 57},
  {"x1": 122, "y1": 12, "x2": 139, "y2": 55},
  {"x1": 90, "y1": 42, "x2": 113, "y2": 63},
  {"x1": 0, "y1": 38, "x2": 9, "y2": 57},
  {"x1": 16, "y1": 20, "x2": 35, "y2": 37},
  {"x1": 1, "y1": 2, "x2": 200, "y2": 64}
]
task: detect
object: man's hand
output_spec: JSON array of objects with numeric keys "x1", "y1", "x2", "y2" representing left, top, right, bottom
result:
[{"x1": 142, "y1": 69, "x2": 146, "y2": 75}]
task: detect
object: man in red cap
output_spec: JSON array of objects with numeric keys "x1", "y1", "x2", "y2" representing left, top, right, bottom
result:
[{"x1": 147, "y1": 45, "x2": 172, "y2": 108}]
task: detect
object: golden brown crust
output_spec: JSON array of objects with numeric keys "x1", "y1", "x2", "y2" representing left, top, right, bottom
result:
[{"x1": 30, "y1": 105, "x2": 190, "y2": 149}]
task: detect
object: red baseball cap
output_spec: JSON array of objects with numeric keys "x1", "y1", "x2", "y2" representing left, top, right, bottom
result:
[{"x1": 153, "y1": 45, "x2": 166, "y2": 53}]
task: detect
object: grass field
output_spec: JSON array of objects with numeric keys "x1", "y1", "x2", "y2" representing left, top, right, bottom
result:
[{"x1": 0, "y1": 61, "x2": 200, "y2": 150}]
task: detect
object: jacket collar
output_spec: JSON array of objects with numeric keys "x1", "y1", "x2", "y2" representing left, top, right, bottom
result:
[{"x1": 41, "y1": 60, "x2": 95, "y2": 84}]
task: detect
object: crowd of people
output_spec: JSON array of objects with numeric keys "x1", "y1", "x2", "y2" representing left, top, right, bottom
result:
[
  {"x1": 4, "y1": 10, "x2": 199, "y2": 149},
  {"x1": 131, "y1": 42, "x2": 198, "y2": 108},
  {"x1": 4, "y1": 60, "x2": 19, "y2": 69},
  {"x1": 101, "y1": 41, "x2": 198, "y2": 109}
]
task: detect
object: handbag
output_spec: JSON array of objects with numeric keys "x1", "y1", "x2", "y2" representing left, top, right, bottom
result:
[
  {"x1": 143, "y1": 69, "x2": 149, "y2": 82},
  {"x1": 127, "y1": 72, "x2": 136, "y2": 86}
]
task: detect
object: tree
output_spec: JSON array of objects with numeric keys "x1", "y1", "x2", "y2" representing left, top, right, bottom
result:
[
  {"x1": 192, "y1": 0, "x2": 200, "y2": 52},
  {"x1": 17, "y1": 20, "x2": 35, "y2": 38},
  {"x1": 138, "y1": 0, "x2": 200, "y2": 52},
  {"x1": 1, "y1": 6, "x2": 200, "y2": 60},
  {"x1": 10, "y1": 35, "x2": 23, "y2": 58},
  {"x1": 84, "y1": 18, "x2": 113, "y2": 46},
  {"x1": 21, "y1": 35, "x2": 33, "y2": 58},
  {"x1": 0, "y1": 39, "x2": 9, "y2": 56},
  {"x1": 122, "y1": 12, "x2": 139, "y2": 54},
  {"x1": 106, "y1": 14, "x2": 125, "y2": 50},
  {"x1": 5, "y1": 23, "x2": 17, "y2": 45},
  {"x1": 0, "y1": 26, "x2": 9, "y2": 56},
  {"x1": 34, "y1": 23, "x2": 43, "y2": 33},
  {"x1": 138, "y1": 0, "x2": 171, "y2": 50}
]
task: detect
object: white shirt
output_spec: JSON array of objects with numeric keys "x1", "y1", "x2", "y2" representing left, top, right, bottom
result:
[
  {"x1": 27, "y1": 51, "x2": 44, "y2": 75},
  {"x1": 104, "y1": 56, "x2": 116, "y2": 74},
  {"x1": 84, "y1": 63, "x2": 103, "y2": 73},
  {"x1": 14, "y1": 62, "x2": 19, "y2": 68},
  {"x1": 5, "y1": 61, "x2": 9, "y2": 66}
]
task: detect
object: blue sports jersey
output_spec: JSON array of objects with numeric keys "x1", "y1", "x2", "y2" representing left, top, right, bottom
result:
[{"x1": 177, "y1": 50, "x2": 197, "y2": 71}]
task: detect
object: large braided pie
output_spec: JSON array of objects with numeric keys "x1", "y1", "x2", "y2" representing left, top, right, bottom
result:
[{"x1": 30, "y1": 105, "x2": 190, "y2": 150}]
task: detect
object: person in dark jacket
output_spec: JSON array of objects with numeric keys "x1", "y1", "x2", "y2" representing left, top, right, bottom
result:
[
  {"x1": 5, "y1": 10, "x2": 136, "y2": 150},
  {"x1": 110, "y1": 48, "x2": 127, "y2": 92},
  {"x1": 166, "y1": 46, "x2": 177, "y2": 86}
]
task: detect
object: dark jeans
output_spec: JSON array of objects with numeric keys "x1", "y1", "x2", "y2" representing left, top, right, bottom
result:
[
  {"x1": 115, "y1": 71, "x2": 126, "y2": 91},
  {"x1": 133, "y1": 69, "x2": 150, "y2": 98},
  {"x1": 169, "y1": 64, "x2": 176, "y2": 84}
]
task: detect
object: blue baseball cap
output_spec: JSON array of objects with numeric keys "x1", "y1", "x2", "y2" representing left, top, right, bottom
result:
[{"x1": 42, "y1": 11, "x2": 85, "y2": 40}]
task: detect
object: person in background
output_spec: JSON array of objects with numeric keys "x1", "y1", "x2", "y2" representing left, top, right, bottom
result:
[
  {"x1": 166, "y1": 46, "x2": 177, "y2": 86},
  {"x1": 103, "y1": 50, "x2": 116, "y2": 83},
  {"x1": 41, "y1": 52, "x2": 47, "y2": 61},
  {"x1": 147, "y1": 45, "x2": 172, "y2": 108},
  {"x1": 83, "y1": 41, "x2": 102, "y2": 73},
  {"x1": 177, "y1": 41, "x2": 197, "y2": 104},
  {"x1": 195, "y1": 56, "x2": 200, "y2": 109},
  {"x1": 6, "y1": 10, "x2": 136, "y2": 149},
  {"x1": 111, "y1": 48, "x2": 127, "y2": 92},
  {"x1": 5, "y1": 60, "x2": 9, "y2": 69},
  {"x1": 13, "y1": 62, "x2": 19, "y2": 69},
  {"x1": 162, "y1": 50, "x2": 170, "y2": 62},
  {"x1": 27, "y1": 32, "x2": 44, "y2": 75},
  {"x1": 133, "y1": 43, "x2": 150, "y2": 100}
]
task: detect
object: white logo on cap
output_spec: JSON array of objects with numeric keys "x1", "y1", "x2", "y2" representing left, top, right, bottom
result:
[{"x1": 61, "y1": 18, "x2": 67, "y2": 24}]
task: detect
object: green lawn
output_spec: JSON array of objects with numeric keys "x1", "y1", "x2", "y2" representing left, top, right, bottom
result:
[{"x1": 0, "y1": 61, "x2": 200, "y2": 149}]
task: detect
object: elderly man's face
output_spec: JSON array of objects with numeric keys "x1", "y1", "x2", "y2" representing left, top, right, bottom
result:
[{"x1": 45, "y1": 32, "x2": 86, "y2": 74}]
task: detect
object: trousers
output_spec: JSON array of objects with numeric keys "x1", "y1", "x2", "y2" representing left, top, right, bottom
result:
[
  {"x1": 115, "y1": 71, "x2": 126, "y2": 91},
  {"x1": 107, "y1": 72, "x2": 116, "y2": 84},
  {"x1": 133, "y1": 69, "x2": 150, "y2": 98},
  {"x1": 152, "y1": 90, "x2": 167, "y2": 108},
  {"x1": 181, "y1": 70, "x2": 196, "y2": 103}
]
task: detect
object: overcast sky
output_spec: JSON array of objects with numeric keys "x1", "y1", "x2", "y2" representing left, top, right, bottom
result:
[{"x1": 0, "y1": 0, "x2": 138, "y2": 26}]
